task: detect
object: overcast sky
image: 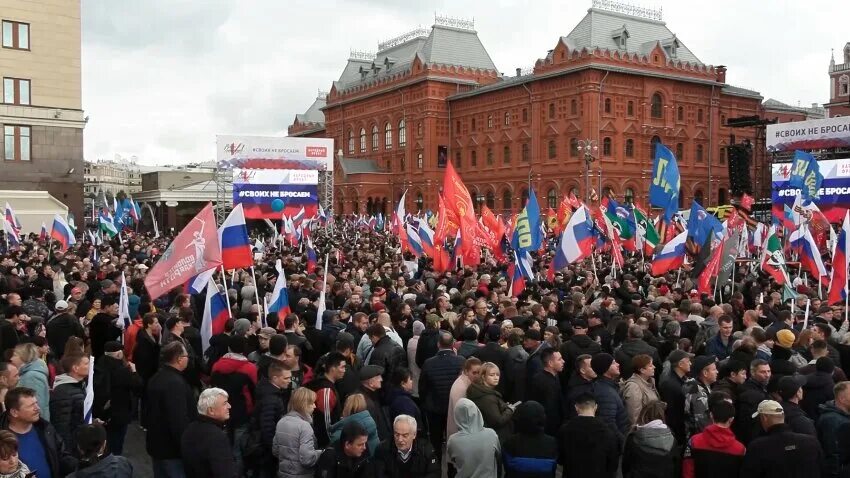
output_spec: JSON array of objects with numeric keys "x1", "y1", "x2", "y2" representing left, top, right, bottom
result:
[{"x1": 81, "y1": 0, "x2": 848, "y2": 166}]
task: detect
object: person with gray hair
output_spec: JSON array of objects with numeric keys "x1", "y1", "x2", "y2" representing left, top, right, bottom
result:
[
  {"x1": 181, "y1": 387, "x2": 236, "y2": 478},
  {"x1": 614, "y1": 324, "x2": 660, "y2": 380},
  {"x1": 374, "y1": 414, "x2": 440, "y2": 477}
]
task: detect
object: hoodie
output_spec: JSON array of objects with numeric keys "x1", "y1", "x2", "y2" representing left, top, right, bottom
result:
[
  {"x1": 49, "y1": 373, "x2": 86, "y2": 453},
  {"x1": 682, "y1": 424, "x2": 745, "y2": 478},
  {"x1": 210, "y1": 353, "x2": 258, "y2": 426},
  {"x1": 446, "y1": 398, "x2": 501, "y2": 478},
  {"x1": 622, "y1": 421, "x2": 679, "y2": 478},
  {"x1": 18, "y1": 359, "x2": 50, "y2": 421}
]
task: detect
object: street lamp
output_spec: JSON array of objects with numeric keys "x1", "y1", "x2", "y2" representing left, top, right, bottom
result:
[
  {"x1": 415, "y1": 195, "x2": 423, "y2": 212},
  {"x1": 577, "y1": 139, "x2": 598, "y2": 201}
]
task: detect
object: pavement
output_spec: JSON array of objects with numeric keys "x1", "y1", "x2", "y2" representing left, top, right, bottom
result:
[{"x1": 124, "y1": 423, "x2": 153, "y2": 478}]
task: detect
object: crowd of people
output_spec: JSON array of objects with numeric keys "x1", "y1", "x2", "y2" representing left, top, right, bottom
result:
[{"x1": 0, "y1": 217, "x2": 849, "y2": 478}]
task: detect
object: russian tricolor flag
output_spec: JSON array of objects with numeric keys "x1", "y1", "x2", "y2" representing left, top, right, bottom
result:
[
  {"x1": 418, "y1": 220, "x2": 436, "y2": 257},
  {"x1": 828, "y1": 211, "x2": 850, "y2": 305},
  {"x1": 306, "y1": 237, "x2": 317, "y2": 274},
  {"x1": 406, "y1": 222, "x2": 424, "y2": 256},
  {"x1": 218, "y1": 204, "x2": 253, "y2": 270},
  {"x1": 200, "y1": 278, "x2": 230, "y2": 353},
  {"x1": 4, "y1": 203, "x2": 21, "y2": 235},
  {"x1": 184, "y1": 268, "x2": 215, "y2": 295},
  {"x1": 650, "y1": 230, "x2": 688, "y2": 276},
  {"x1": 790, "y1": 226, "x2": 827, "y2": 279},
  {"x1": 39, "y1": 222, "x2": 47, "y2": 242},
  {"x1": 292, "y1": 207, "x2": 306, "y2": 229},
  {"x1": 552, "y1": 206, "x2": 595, "y2": 270},
  {"x1": 268, "y1": 259, "x2": 292, "y2": 317},
  {"x1": 50, "y1": 214, "x2": 76, "y2": 251}
]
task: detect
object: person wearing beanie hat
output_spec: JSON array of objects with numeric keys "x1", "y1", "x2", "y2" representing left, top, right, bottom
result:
[
  {"x1": 232, "y1": 318, "x2": 252, "y2": 338},
  {"x1": 684, "y1": 355, "x2": 717, "y2": 440},
  {"x1": 589, "y1": 353, "x2": 629, "y2": 442},
  {"x1": 256, "y1": 334, "x2": 288, "y2": 381}
]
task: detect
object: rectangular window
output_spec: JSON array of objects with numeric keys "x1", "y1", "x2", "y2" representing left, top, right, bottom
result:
[
  {"x1": 3, "y1": 78, "x2": 30, "y2": 105},
  {"x1": 2, "y1": 21, "x2": 29, "y2": 50},
  {"x1": 4, "y1": 125, "x2": 31, "y2": 161}
]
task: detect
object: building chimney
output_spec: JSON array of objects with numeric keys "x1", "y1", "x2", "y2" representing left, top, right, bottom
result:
[
  {"x1": 516, "y1": 68, "x2": 522, "y2": 77},
  {"x1": 715, "y1": 65, "x2": 727, "y2": 84}
]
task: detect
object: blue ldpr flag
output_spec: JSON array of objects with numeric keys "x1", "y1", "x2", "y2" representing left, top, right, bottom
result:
[
  {"x1": 649, "y1": 143, "x2": 680, "y2": 223},
  {"x1": 788, "y1": 150, "x2": 823, "y2": 202},
  {"x1": 511, "y1": 186, "x2": 542, "y2": 253},
  {"x1": 686, "y1": 200, "x2": 723, "y2": 246}
]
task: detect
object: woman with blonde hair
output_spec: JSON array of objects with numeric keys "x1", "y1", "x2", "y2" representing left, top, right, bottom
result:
[
  {"x1": 328, "y1": 393, "x2": 380, "y2": 456},
  {"x1": 466, "y1": 361, "x2": 515, "y2": 441},
  {"x1": 273, "y1": 387, "x2": 323, "y2": 478},
  {"x1": 10, "y1": 343, "x2": 50, "y2": 421}
]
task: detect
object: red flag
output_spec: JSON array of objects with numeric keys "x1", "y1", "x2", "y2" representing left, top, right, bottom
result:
[
  {"x1": 697, "y1": 240, "x2": 723, "y2": 295},
  {"x1": 144, "y1": 203, "x2": 222, "y2": 300},
  {"x1": 568, "y1": 192, "x2": 582, "y2": 210},
  {"x1": 435, "y1": 193, "x2": 448, "y2": 246},
  {"x1": 481, "y1": 206, "x2": 504, "y2": 240},
  {"x1": 442, "y1": 162, "x2": 480, "y2": 265},
  {"x1": 556, "y1": 198, "x2": 573, "y2": 235}
]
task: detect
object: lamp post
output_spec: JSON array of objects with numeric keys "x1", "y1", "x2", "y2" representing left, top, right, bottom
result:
[
  {"x1": 415, "y1": 195, "x2": 423, "y2": 212},
  {"x1": 577, "y1": 139, "x2": 598, "y2": 201}
]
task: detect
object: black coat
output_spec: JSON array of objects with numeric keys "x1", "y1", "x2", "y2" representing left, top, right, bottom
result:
[
  {"x1": 132, "y1": 330, "x2": 160, "y2": 384},
  {"x1": 314, "y1": 443, "x2": 375, "y2": 478},
  {"x1": 374, "y1": 437, "x2": 439, "y2": 478},
  {"x1": 503, "y1": 401, "x2": 558, "y2": 478},
  {"x1": 49, "y1": 375, "x2": 86, "y2": 453},
  {"x1": 659, "y1": 371, "x2": 687, "y2": 445},
  {"x1": 802, "y1": 371, "x2": 836, "y2": 421},
  {"x1": 418, "y1": 349, "x2": 464, "y2": 415},
  {"x1": 46, "y1": 313, "x2": 85, "y2": 359},
  {"x1": 0, "y1": 319, "x2": 20, "y2": 357},
  {"x1": 88, "y1": 312, "x2": 121, "y2": 359},
  {"x1": 414, "y1": 328, "x2": 440, "y2": 368},
  {"x1": 144, "y1": 365, "x2": 197, "y2": 459},
  {"x1": 734, "y1": 378, "x2": 769, "y2": 445},
  {"x1": 181, "y1": 415, "x2": 237, "y2": 478},
  {"x1": 253, "y1": 378, "x2": 290, "y2": 449},
  {"x1": 740, "y1": 424, "x2": 823, "y2": 478},
  {"x1": 528, "y1": 371, "x2": 565, "y2": 437},
  {"x1": 367, "y1": 336, "x2": 407, "y2": 381},
  {"x1": 95, "y1": 355, "x2": 143, "y2": 425},
  {"x1": 614, "y1": 339, "x2": 660, "y2": 380},
  {"x1": 66, "y1": 453, "x2": 133, "y2": 478},
  {"x1": 781, "y1": 400, "x2": 816, "y2": 436},
  {"x1": 559, "y1": 335, "x2": 600, "y2": 380},
  {"x1": 0, "y1": 412, "x2": 78, "y2": 477},
  {"x1": 558, "y1": 416, "x2": 620, "y2": 478}
]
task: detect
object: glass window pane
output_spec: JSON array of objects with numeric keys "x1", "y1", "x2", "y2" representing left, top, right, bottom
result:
[
  {"x1": 2, "y1": 22, "x2": 12, "y2": 48},
  {"x1": 19, "y1": 80, "x2": 29, "y2": 105},
  {"x1": 20, "y1": 134, "x2": 30, "y2": 161},
  {"x1": 17, "y1": 24, "x2": 28, "y2": 49},
  {"x1": 3, "y1": 79, "x2": 13, "y2": 103}
]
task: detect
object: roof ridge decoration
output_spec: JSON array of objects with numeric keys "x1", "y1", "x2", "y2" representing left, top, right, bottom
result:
[
  {"x1": 434, "y1": 14, "x2": 475, "y2": 31},
  {"x1": 591, "y1": 0, "x2": 663, "y2": 21},
  {"x1": 317, "y1": 90, "x2": 328, "y2": 100},
  {"x1": 350, "y1": 50, "x2": 376, "y2": 61},
  {"x1": 378, "y1": 27, "x2": 430, "y2": 51}
]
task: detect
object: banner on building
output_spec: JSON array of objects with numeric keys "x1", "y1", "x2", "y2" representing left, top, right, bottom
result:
[
  {"x1": 217, "y1": 135, "x2": 334, "y2": 172},
  {"x1": 772, "y1": 158, "x2": 850, "y2": 223},
  {"x1": 766, "y1": 116, "x2": 850, "y2": 152}
]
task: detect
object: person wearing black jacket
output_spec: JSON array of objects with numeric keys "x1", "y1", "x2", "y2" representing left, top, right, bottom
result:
[
  {"x1": 418, "y1": 332, "x2": 464, "y2": 455},
  {"x1": 49, "y1": 354, "x2": 89, "y2": 454},
  {"x1": 45, "y1": 309, "x2": 84, "y2": 360},
  {"x1": 658, "y1": 350, "x2": 691, "y2": 445},
  {"x1": 374, "y1": 414, "x2": 439, "y2": 478},
  {"x1": 559, "y1": 393, "x2": 620, "y2": 478},
  {"x1": 366, "y1": 324, "x2": 406, "y2": 382},
  {"x1": 251, "y1": 362, "x2": 291, "y2": 478},
  {"x1": 528, "y1": 348, "x2": 566, "y2": 437},
  {"x1": 777, "y1": 375, "x2": 816, "y2": 437},
  {"x1": 144, "y1": 342, "x2": 197, "y2": 477},
  {"x1": 314, "y1": 421, "x2": 375, "y2": 478},
  {"x1": 95, "y1": 341, "x2": 143, "y2": 455},
  {"x1": 734, "y1": 360, "x2": 771, "y2": 445},
  {"x1": 741, "y1": 401, "x2": 823, "y2": 478},
  {"x1": 88, "y1": 297, "x2": 122, "y2": 359},
  {"x1": 502, "y1": 400, "x2": 559, "y2": 478},
  {"x1": 559, "y1": 319, "x2": 600, "y2": 382},
  {"x1": 0, "y1": 306, "x2": 24, "y2": 357},
  {"x1": 181, "y1": 387, "x2": 237, "y2": 478},
  {"x1": 0, "y1": 387, "x2": 77, "y2": 477},
  {"x1": 414, "y1": 315, "x2": 441, "y2": 368}
]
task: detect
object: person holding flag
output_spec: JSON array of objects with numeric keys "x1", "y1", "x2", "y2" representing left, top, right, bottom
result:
[
  {"x1": 828, "y1": 211, "x2": 850, "y2": 307},
  {"x1": 267, "y1": 259, "x2": 292, "y2": 318},
  {"x1": 50, "y1": 214, "x2": 76, "y2": 252}
]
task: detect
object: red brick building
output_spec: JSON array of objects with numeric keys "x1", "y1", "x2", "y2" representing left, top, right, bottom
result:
[
  {"x1": 289, "y1": 5, "x2": 770, "y2": 216},
  {"x1": 827, "y1": 43, "x2": 850, "y2": 118}
]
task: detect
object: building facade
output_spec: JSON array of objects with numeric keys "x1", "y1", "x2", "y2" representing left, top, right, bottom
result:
[
  {"x1": 290, "y1": 5, "x2": 771, "y2": 216},
  {"x1": 827, "y1": 43, "x2": 850, "y2": 118},
  {"x1": 0, "y1": 0, "x2": 85, "y2": 221}
]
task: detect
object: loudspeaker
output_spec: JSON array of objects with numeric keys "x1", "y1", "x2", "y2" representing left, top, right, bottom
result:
[{"x1": 727, "y1": 144, "x2": 752, "y2": 195}]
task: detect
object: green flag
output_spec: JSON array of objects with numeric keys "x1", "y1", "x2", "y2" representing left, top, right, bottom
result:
[
  {"x1": 761, "y1": 226, "x2": 789, "y2": 285},
  {"x1": 99, "y1": 214, "x2": 118, "y2": 239},
  {"x1": 634, "y1": 207, "x2": 660, "y2": 254}
]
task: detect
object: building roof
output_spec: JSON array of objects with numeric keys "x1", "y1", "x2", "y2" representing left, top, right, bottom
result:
[
  {"x1": 763, "y1": 98, "x2": 825, "y2": 118},
  {"x1": 336, "y1": 18, "x2": 497, "y2": 91},
  {"x1": 562, "y1": 6, "x2": 702, "y2": 65},
  {"x1": 721, "y1": 85, "x2": 762, "y2": 99},
  {"x1": 295, "y1": 95, "x2": 326, "y2": 125},
  {"x1": 338, "y1": 157, "x2": 386, "y2": 175}
]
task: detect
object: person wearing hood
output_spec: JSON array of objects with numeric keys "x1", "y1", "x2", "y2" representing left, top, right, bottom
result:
[
  {"x1": 10, "y1": 344, "x2": 49, "y2": 422},
  {"x1": 446, "y1": 398, "x2": 501, "y2": 478},
  {"x1": 682, "y1": 399, "x2": 744, "y2": 478},
  {"x1": 816, "y1": 381, "x2": 850, "y2": 478},
  {"x1": 502, "y1": 401, "x2": 558, "y2": 478},
  {"x1": 49, "y1": 354, "x2": 89, "y2": 454},
  {"x1": 558, "y1": 393, "x2": 620, "y2": 478},
  {"x1": 622, "y1": 401, "x2": 680, "y2": 478},
  {"x1": 467, "y1": 362, "x2": 515, "y2": 442},
  {"x1": 67, "y1": 423, "x2": 133, "y2": 478}
]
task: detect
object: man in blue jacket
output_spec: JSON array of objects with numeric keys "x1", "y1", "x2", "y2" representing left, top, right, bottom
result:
[
  {"x1": 705, "y1": 316, "x2": 735, "y2": 360},
  {"x1": 590, "y1": 353, "x2": 629, "y2": 446}
]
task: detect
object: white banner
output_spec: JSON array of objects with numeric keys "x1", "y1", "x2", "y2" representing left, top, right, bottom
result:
[
  {"x1": 766, "y1": 116, "x2": 850, "y2": 152},
  {"x1": 217, "y1": 135, "x2": 334, "y2": 172},
  {"x1": 232, "y1": 169, "x2": 319, "y2": 185}
]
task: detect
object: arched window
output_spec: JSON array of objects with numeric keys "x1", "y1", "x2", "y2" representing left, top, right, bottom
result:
[
  {"x1": 696, "y1": 144, "x2": 704, "y2": 162},
  {"x1": 416, "y1": 152, "x2": 423, "y2": 169},
  {"x1": 677, "y1": 106, "x2": 684, "y2": 121},
  {"x1": 502, "y1": 190, "x2": 513, "y2": 212},
  {"x1": 503, "y1": 145, "x2": 511, "y2": 164},
  {"x1": 697, "y1": 108, "x2": 704, "y2": 123},
  {"x1": 719, "y1": 146, "x2": 726, "y2": 164},
  {"x1": 486, "y1": 191, "x2": 495, "y2": 209},
  {"x1": 398, "y1": 119, "x2": 406, "y2": 147},
  {"x1": 504, "y1": 111, "x2": 510, "y2": 126},
  {"x1": 549, "y1": 103, "x2": 556, "y2": 119},
  {"x1": 359, "y1": 128, "x2": 366, "y2": 153},
  {"x1": 627, "y1": 101, "x2": 634, "y2": 116},
  {"x1": 371, "y1": 125, "x2": 378, "y2": 150},
  {"x1": 625, "y1": 138, "x2": 634, "y2": 158},
  {"x1": 486, "y1": 147, "x2": 494, "y2": 165},
  {"x1": 521, "y1": 143, "x2": 530, "y2": 162},
  {"x1": 570, "y1": 138, "x2": 579, "y2": 157},
  {"x1": 624, "y1": 187, "x2": 635, "y2": 204},
  {"x1": 604, "y1": 98, "x2": 612, "y2": 114},
  {"x1": 548, "y1": 140, "x2": 557, "y2": 159},
  {"x1": 650, "y1": 135, "x2": 661, "y2": 158},
  {"x1": 603, "y1": 137, "x2": 612, "y2": 156},
  {"x1": 471, "y1": 117, "x2": 476, "y2": 131},
  {"x1": 570, "y1": 99, "x2": 577, "y2": 115},
  {"x1": 603, "y1": 186, "x2": 613, "y2": 198},
  {"x1": 651, "y1": 93, "x2": 663, "y2": 119},
  {"x1": 487, "y1": 114, "x2": 493, "y2": 129},
  {"x1": 676, "y1": 143, "x2": 684, "y2": 161},
  {"x1": 570, "y1": 187, "x2": 579, "y2": 199},
  {"x1": 522, "y1": 108, "x2": 528, "y2": 123},
  {"x1": 471, "y1": 150, "x2": 477, "y2": 166},
  {"x1": 384, "y1": 123, "x2": 392, "y2": 149},
  {"x1": 547, "y1": 188, "x2": 558, "y2": 208},
  {"x1": 348, "y1": 130, "x2": 354, "y2": 153},
  {"x1": 694, "y1": 189, "x2": 704, "y2": 205}
]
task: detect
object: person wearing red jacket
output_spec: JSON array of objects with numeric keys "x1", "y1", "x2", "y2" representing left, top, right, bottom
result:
[{"x1": 682, "y1": 398, "x2": 745, "y2": 478}]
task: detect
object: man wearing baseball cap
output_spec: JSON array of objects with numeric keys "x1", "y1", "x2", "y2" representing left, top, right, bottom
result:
[
  {"x1": 659, "y1": 350, "x2": 693, "y2": 444},
  {"x1": 740, "y1": 400, "x2": 822, "y2": 477},
  {"x1": 777, "y1": 375, "x2": 815, "y2": 436}
]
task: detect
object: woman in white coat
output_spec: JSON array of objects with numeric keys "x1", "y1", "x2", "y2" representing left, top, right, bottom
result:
[{"x1": 272, "y1": 387, "x2": 323, "y2": 478}]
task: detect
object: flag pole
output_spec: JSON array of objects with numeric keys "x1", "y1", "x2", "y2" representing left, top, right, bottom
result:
[{"x1": 219, "y1": 265, "x2": 233, "y2": 318}]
